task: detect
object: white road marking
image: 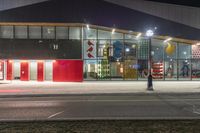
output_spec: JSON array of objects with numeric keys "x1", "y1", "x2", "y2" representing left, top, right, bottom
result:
[{"x1": 47, "y1": 111, "x2": 64, "y2": 119}]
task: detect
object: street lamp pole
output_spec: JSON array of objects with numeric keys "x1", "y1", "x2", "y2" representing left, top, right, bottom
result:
[{"x1": 146, "y1": 29, "x2": 154, "y2": 91}]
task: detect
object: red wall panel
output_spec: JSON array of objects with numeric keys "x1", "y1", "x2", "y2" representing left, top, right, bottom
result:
[
  {"x1": 37, "y1": 61, "x2": 44, "y2": 81},
  {"x1": 20, "y1": 61, "x2": 29, "y2": 81},
  {"x1": 6, "y1": 60, "x2": 13, "y2": 80},
  {"x1": 53, "y1": 60, "x2": 83, "y2": 82}
]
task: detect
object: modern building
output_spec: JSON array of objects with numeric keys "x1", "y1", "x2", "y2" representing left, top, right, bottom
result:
[{"x1": 0, "y1": 0, "x2": 199, "y2": 82}]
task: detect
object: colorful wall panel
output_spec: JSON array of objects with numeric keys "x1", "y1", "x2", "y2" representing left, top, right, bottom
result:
[
  {"x1": 37, "y1": 61, "x2": 44, "y2": 81},
  {"x1": 6, "y1": 60, "x2": 13, "y2": 80},
  {"x1": 53, "y1": 60, "x2": 83, "y2": 82}
]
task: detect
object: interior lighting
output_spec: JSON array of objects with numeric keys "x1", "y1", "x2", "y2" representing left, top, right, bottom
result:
[
  {"x1": 196, "y1": 42, "x2": 200, "y2": 45},
  {"x1": 136, "y1": 33, "x2": 142, "y2": 39},
  {"x1": 112, "y1": 29, "x2": 115, "y2": 34},
  {"x1": 86, "y1": 24, "x2": 90, "y2": 30},
  {"x1": 125, "y1": 48, "x2": 130, "y2": 52},
  {"x1": 164, "y1": 37, "x2": 172, "y2": 43}
]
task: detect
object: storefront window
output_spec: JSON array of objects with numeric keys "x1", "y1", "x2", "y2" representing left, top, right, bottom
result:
[
  {"x1": 0, "y1": 26, "x2": 13, "y2": 39},
  {"x1": 137, "y1": 39, "x2": 149, "y2": 60},
  {"x1": 29, "y1": 26, "x2": 41, "y2": 39},
  {"x1": 97, "y1": 59, "x2": 110, "y2": 80},
  {"x1": 125, "y1": 34, "x2": 136, "y2": 40},
  {"x1": 124, "y1": 60, "x2": 137, "y2": 80},
  {"x1": 97, "y1": 40, "x2": 110, "y2": 59},
  {"x1": 83, "y1": 28, "x2": 97, "y2": 39},
  {"x1": 110, "y1": 62, "x2": 123, "y2": 80},
  {"x1": 164, "y1": 42, "x2": 177, "y2": 80},
  {"x1": 69, "y1": 27, "x2": 80, "y2": 40},
  {"x1": 56, "y1": 26, "x2": 68, "y2": 39},
  {"x1": 178, "y1": 43, "x2": 191, "y2": 59},
  {"x1": 15, "y1": 26, "x2": 28, "y2": 39},
  {"x1": 43, "y1": 26, "x2": 55, "y2": 39},
  {"x1": 84, "y1": 60, "x2": 98, "y2": 80},
  {"x1": 111, "y1": 32, "x2": 123, "y2": 40},
  {"x1": 164, "y1": 42, "x2": 177, "y2": 59},
  {"x1": 110, "y1": 40, "x2": 123, "y2": 62},
  {"x1": 151, "y1": 39, "x2": 164, "y2": 80},
  {"x1": 137, "y1": 60, "x2": 148, "y2": 80},
  {"x1": 178, "y1": 59, "x2": 191, "y2": 80},
  {"x1": 98, "y1": 30, "x2": 111, "y2": 39},
  {"x1": 191, "y1": 59, "x2": 200, "y2": 80},
  {"x1": 164, "y1": 59, "x2": 177, "y2": 80},
  {"x1": 124, "y1": 40, "x2": 137, "y2": 60},
  {"x1": 83, "y1": 40, "x2": 97, "y2": 59}
]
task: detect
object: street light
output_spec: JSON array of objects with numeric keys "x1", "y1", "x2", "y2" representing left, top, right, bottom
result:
[{"x1": 146, "y1": 29, "x2": 154, "y2": 91}]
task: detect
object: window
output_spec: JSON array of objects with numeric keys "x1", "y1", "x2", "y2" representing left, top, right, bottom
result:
[
  {"x1": 69, "y1": 27, "x2": 80, "y2": 40},
  {"x1": 111, "y1": 32, "x2": 123, "y2": 40},
  {"x1": 43, "y1": 26, "x2": 55, "y2": 39},
  {"x1": 98, "y1": 30, "x2": 111, "y2": 39},
  {"x1": 29, "y1": 26, "x2": 41, "y2": 39},
  {"x1": 15, "y1": 26, "x2": 27, "y2": 39},
  {"x1": 83, "y1": 28, "x2": 97, "y2": 39},
  {"x1": 0, "y1": 26, "x2": 13, "y2": 38},
  {"x1": 178, "y1": 43, "x2": 191, "y2": 59},
  {"x1": 56, "y1": 26, "x2": 68, "y2": 39}
]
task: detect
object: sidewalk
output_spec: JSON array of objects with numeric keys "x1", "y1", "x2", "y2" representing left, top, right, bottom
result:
[{"x1": 0, "y1": 80, "x2": 200, "y2": 96}]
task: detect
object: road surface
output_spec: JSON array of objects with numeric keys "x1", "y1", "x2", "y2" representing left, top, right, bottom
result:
[{"x1": 0, "y1": 93, "x2": 200, "y2": 121}]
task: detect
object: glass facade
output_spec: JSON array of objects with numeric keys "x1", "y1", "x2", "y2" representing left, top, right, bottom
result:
[{"x1": 0, "y1": 24, "x2": 198, "y2": 81}]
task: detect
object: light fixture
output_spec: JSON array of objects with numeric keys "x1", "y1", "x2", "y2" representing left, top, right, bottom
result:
[
  {"x1": 86, "y1": 24, "x2": 90, "y2": 30},
  {"x1": 112, "y1": 29, "x2": 115, "y2": 34},
  {"x1": 125, "y1": 48, "x2": 130, "y2": 52},
  {"x1": 146, "y1": 29, "x2": 154, "y2": 37},
  {"x1": 196, "y1": 42, "x2": 200, "y2": 45},
  {"x1": 136, "y1": 33, "x2": 142, "y2": 39},
  {"x1": 164, "y1": 37, "x2": 172, "y2": 43}
]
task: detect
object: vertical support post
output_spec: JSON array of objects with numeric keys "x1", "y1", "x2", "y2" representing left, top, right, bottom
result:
[{"x1": 147, "y1": 37, "x2": 153, "y2": 91}]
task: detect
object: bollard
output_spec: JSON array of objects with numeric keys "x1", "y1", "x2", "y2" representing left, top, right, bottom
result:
[{"x1": 147, "y1": 74, "x2": 154, "y2": 91}]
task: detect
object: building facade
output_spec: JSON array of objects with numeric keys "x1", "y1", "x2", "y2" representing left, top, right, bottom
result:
[{"x1": 0, "y1": 23, "x2": 199, "y2": 82}]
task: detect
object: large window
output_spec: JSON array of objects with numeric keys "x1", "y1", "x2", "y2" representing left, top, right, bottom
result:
[
  {"x1": 98, "y1": 30, "x2": 111, "y2": 39},
  {"x1": 151, "y1": 39, "x2": 164, "y2": 80},
  {"x1": 111, "y1": 40, "x2": 123, "y2": 62},
  {"x1": 124, "y1": 60, "x2": 137, "y2": 80},
  {"x1": 178, "y1": 59, "x2": 191, "y2": 80},
  {"x1": 110, "y1": 62, "x2": 123, "y2": 80},
  {"x1": 178, "y1": 43, "x2": 191, "y2": 59},
  {"x1": 191, "y1": 59, "x2": 200, "y2": 80},
  {"x1": 84, "y1": 60, "x2": 98, "y2": 80},
  {"x1": 29, "y1": 26, "x2": 41, "y2": 39},
  {"x1": 164, "y1": 59, "x2": 177, "y2": 80},
  {"x1": 69, "y1": 27, "x2": 80, "y2": 40},
  {"x1": 83, "y1": 28, "x2": 97, "y2": 39},
  {"x1": 0, "y1": 26, "x2": 13, "y2": 39},
  {"x1": 124, "y1": 40, "x2": 137, "y2": 60},
  {"x1": 15, "y1": 26, "x2": 28, "y2": 39},
  {"x1": 111, "y1": 32, "x2": 123, "y2": 40},
  {"x1": 43, "y1": 26, "x2": 55, "y2": 39},
  {"x1": 56, "y1": 26, "x2": 68, "y2": 39}
]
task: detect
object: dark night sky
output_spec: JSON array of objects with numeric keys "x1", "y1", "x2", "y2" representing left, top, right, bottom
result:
[{"x1": 148, "y1": 0, "x2": 200, "y2": 7}]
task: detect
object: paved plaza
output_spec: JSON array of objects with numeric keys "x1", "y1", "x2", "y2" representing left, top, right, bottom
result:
[{"x1": 0, "y1": 80, "x2": 199, "y2": 96}]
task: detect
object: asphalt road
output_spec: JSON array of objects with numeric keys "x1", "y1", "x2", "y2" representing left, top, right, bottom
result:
[{"x1": 0, "y1": 93, "x2": 200, "y2": 121}]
